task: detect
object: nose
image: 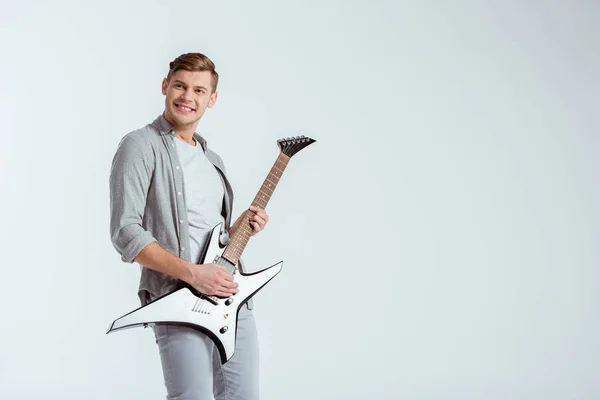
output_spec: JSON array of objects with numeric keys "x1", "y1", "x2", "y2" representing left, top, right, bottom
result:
[{"x1": 181, "y1": 87, "x2": 194, "y2": 102}]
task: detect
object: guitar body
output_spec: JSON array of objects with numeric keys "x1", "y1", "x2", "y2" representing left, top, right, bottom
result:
[{"x1": 106, "y1": 223, "x2": 283, "y2": 364}]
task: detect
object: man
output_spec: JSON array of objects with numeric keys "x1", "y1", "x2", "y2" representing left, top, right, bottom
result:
[{"x1": 109, "y1": 52, "x2": 268, "y2": 400}]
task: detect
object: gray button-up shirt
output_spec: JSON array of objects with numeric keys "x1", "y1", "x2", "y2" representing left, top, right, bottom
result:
[{"x1": 109, "y1": 115, "x2": 251, "y2": 307}]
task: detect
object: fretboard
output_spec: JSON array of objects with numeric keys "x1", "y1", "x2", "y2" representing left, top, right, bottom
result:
[{"x1": 222, "y1": 153, "x2": 291, "y2": 265}]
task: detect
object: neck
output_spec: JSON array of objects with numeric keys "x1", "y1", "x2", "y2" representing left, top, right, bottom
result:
[
  {"x1": 222, "y1": 152, "x2": 291, "y2": 265},
  {"x1": 162, "y1": 110, "x2": 197, "y2": 144}
]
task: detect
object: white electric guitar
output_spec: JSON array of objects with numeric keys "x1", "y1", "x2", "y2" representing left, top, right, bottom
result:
[{"x1": 106, "y1": 135, "x2": 315, "y2": 364}]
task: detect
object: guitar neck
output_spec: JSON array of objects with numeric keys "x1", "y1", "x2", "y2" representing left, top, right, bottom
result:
[{"x1": 222, "y1": 152, "x2": 291, "y2": 265}]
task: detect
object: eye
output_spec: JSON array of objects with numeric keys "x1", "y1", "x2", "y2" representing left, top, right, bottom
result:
[
  {"x1": 175, "y1": 83, "x2": 184, "y2": 89},
  {"x1": 196, "y1": 89, "x2": 205, "y2": 94}
]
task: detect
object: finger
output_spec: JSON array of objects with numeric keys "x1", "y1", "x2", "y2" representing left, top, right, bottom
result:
[
  {"x1": 215, "y1": 289, "x2": 236, "y2": 297},
  {"x1": 219, "y1": 272, "x2": 235, "y2": 282},
  {"x1": 251, "y1": 215, "x2": 267, "y2": 227},
  {"x1": 251, "y1": 221, "x2": 262, "y2": 233},
  {"x1": 220, "y1": 279, "x2": 238, "y2": 289},
  {"x1": 217, "y1": 288, "x2": 240, "y2": 296},
  {"x1": 216, "y1": 287, "x2": 237, "y2": 296},
  {"x1": 217, "y1": 273, "x2": 238, "y2": 286},
  {"x1": 253, "y1": 209, "x2": 269, "y2": 221},
  {"x1": 228, "y1": 286, "x2": 240, "y2": 294},
  {"x1": 249, "y1": 206, "x2": 267, "y2": 218}
]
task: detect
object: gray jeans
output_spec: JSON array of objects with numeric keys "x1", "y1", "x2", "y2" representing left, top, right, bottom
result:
[{"x1": 153, "y1": 306, "x2": 259, "y2": 400}]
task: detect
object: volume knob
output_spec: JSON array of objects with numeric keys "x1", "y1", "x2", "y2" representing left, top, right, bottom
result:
[{"x1": 219, "y1": 326, "x2": 229, "y2": 334}]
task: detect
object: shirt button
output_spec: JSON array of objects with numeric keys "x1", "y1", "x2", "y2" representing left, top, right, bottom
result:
[
  {"x1": 181, "y1": 247, "x2": 185, "y2": 251},
  {"x1": 178, "y1": 192, "x2": 182, "y2": 196},
  {"x1": 179, "y1": 219, "x2": 184, "y2": 223},
  {"x1": 176, "y1": 166, "x2": 180, "y2": 169},
  {"x1": 171, "y1": 143, "x2": 174, "y2": 147}
]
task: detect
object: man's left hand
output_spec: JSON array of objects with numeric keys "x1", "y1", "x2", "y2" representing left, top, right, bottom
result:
[{"x1": 247, "y1": 206, "x2": 269, "y2": 235}]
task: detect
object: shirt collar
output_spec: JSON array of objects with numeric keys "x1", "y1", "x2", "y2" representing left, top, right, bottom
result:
[{"x1": 151, "y1": 114, "x2": 208, "y2": 150}]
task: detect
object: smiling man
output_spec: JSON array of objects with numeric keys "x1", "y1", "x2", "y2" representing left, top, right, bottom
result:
[{"x1": 109, "y1": 53, "x2": 268, "y2": 400}]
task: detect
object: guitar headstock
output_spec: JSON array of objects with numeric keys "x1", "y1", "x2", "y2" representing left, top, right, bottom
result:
[{"x1": 277, "y1": 135, "x2": 316, "y2": 158}]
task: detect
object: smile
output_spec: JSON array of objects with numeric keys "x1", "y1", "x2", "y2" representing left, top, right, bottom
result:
[{"x1": 174, "y1": 103, "x2": 195, "y2": 113}]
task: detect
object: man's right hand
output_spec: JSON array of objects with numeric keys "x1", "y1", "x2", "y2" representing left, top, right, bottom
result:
[
  {"x1": 131, "y1": 243, "x2": 239, "y2": 297},
  {"x1": 186, "y1": 263, "x2": 239, "y2": 297}
]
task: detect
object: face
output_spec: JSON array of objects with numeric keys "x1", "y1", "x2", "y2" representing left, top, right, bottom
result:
[{"x1": 161, "y1": 69, "x2": 218, "y2": 131}]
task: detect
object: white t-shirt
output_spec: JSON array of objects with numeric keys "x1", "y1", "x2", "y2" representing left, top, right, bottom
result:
[{"x1": 174, "y1": 137, "x2": 226, "y2": 264}]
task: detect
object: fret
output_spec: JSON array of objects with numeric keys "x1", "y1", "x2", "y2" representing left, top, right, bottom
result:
[
  {"x1": 260, "y1": 187, "x2": 274, "y2": 196},
  {"x1": 256, "y1": 190, "x2": 270, "y2": 201},
  {"x1": 264, "y1": 180, "x2": 277, "y2": 189},
  {"x1": 267, "y1": 172, "x2": 281, "y2": 182}
]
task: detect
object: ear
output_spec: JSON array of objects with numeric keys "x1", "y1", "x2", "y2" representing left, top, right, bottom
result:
[
  {"x1": 161, "y1": 78, "x2": 168, "y2": 95},
  {"x1": 208, "y1": 91, "x2": 218, "y2": 108}
]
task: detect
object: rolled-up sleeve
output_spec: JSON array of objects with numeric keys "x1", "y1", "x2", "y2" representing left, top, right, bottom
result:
[{"x1": 109, "y1": 133, "x2": 157, "y2": 263}]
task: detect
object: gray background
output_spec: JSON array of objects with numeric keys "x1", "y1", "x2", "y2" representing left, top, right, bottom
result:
[{"x1": 0, "y1": 1, "x2": 598, "y2": 399}]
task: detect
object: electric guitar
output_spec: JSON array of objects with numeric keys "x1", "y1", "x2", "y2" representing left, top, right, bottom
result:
[{"x1": 106, "y1": 135, "x2": 316, "y2": 364}]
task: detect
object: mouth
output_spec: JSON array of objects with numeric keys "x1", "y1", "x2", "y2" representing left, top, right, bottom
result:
[{"x1": 174, "y1": 103, "x2": 196, "y2": 114}]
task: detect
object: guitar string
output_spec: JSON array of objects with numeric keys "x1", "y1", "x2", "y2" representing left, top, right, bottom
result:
[{"x1": 191, "y1": 150, "x2": 297, "y2": 313}]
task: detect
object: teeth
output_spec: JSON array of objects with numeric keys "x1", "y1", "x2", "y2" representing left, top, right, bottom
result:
[{"x1": 177, "y1": 104, "x2": 193, "y2": 112}]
